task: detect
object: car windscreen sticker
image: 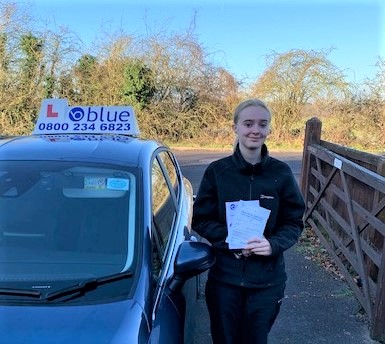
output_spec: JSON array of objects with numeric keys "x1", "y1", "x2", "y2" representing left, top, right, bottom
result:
[
  {"x1": 107, "y1": 178, "x2": 129, "y2": 191},
  {"x1": 84, "y1": 177, "x2": 106, "y2": 190},
  {"x1": 32, "y1": 98, "x2": 140, "y2": 136}
]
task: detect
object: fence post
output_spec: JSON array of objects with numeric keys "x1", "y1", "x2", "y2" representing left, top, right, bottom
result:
[
  {"x1": 370, "y1": 161, "x2": 385, "y2": 341},
  {"x1": 300, "y1": 117, "x2": 322, "y2": 201},
  {"x1": 371, "y1": 243, "x2": 385, "y2": 341}
]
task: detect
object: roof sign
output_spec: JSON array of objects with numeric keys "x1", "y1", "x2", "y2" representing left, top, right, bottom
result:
[{"x1": 32, "y1": 99, "x2": 140, "y2": 136}]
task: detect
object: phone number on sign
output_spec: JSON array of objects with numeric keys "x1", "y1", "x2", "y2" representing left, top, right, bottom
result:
[{"x1": 38, "y1": 122, "x2": 131, "y2": 131}]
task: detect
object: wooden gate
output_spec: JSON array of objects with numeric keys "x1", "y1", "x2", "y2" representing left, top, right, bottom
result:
[{"x1": 300, "y1": 117, "x2": 385, "y2": 341}]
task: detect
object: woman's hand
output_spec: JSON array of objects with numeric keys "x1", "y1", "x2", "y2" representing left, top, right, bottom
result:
[{"x1": 242, "y1": 237, "x2": 272, "y2": 256}]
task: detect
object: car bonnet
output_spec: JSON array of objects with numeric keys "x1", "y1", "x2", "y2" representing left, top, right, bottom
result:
[{"x1": 0, "y1": 298, "x2": 150, "y2": 344}]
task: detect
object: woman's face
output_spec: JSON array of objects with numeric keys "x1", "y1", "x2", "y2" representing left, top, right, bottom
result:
[{"x1": 233, "y1": 105, "x2": 271, "y2": 151}]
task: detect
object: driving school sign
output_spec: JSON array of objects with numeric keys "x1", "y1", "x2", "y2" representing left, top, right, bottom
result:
[{"x1": 32, "y1": 99, "x2": 140, "y2": 136}]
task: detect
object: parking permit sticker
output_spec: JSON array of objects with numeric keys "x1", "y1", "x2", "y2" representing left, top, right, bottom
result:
[
  {"x1": 84, "y1": 177, "x2": 106, "y2": 190},
  {"x1": 32, "y1": 99, "x2": 140, "y2": 136},
  {"x1": 107, "y1": 178, "x2": 129, "y2": 191}
]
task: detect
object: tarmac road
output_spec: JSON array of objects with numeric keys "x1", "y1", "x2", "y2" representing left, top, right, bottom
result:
[{"x1": 174, "y1": 148, "x2": 379, "y2": 344}]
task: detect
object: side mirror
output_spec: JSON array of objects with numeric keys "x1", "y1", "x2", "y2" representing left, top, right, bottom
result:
[{"x1": 167, "y1": 241, "x2": 215, "y2": 293}]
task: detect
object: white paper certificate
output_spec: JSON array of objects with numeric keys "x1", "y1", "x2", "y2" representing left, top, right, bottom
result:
[{"x1": 225, "y1": 200, "x2": 271, "y2": 249}]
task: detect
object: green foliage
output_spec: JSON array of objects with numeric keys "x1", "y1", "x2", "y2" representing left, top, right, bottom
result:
[
  {"x1": 44, "y1": 75, "x2": 55, "y2": 98},
  {"x1": 121, "y1": 59, "x2": 156, "y2": 109},
  {"x1": 71, "y1": 54, "x2": 98, "y2": 103},
  {"x1": 19, "y1": 33, "x2": 44, "y2": 84},
  {"x1": 75, "y1": 54, "x2": 97, "y2": 78}
]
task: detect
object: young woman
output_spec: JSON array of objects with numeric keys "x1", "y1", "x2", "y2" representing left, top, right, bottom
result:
[{"x1": 192, "y1": 99, "x2": 305, "y2": 344}]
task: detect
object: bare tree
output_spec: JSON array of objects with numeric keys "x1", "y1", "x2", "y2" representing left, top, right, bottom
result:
[
  {"x1": 334, "y1": 58, "x2": 385, "y2": 148},
  {"x1": 42, "y1": 26, "x2": 83, "y2": 99},
  {"x1": 133, "y1": 24, "x2": 239, "y2": 142},
  {"x1": 251, "y1": 49, "x2": 349, "y2": 139}
]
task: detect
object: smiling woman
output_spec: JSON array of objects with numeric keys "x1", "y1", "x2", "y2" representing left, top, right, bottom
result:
[
  {"x1": 232, "y1": 99, "x2": 272, "y2": 164},
  {"x1": 192, "y1": 98, "x2": 306, "y2": 344}
]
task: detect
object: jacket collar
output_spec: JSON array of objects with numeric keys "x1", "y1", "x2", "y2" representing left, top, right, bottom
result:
[{"x1": 232, "y1": 143, "x2": 270, "y2": 174}]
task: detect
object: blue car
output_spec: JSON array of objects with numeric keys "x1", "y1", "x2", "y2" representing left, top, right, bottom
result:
[{"x1": 0, "y1": 100, "x2": 214, "y2": 343}]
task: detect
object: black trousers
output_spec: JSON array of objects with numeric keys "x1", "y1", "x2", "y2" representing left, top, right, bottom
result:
[{"x1": 205, "y1": 278, "x2": 285, "y2": 344}]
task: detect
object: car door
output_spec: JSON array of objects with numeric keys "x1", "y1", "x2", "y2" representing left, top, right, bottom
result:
[{"x1": 149, "y1": 149, "x2": 187, "y2": 344}]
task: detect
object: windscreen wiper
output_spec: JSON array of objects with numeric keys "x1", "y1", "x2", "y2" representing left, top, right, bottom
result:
[
  {"x1": 0, "y1": 288, "x2": 41, "y2": 298},
  {"x1": 43, "y1": 270, "x2": 133, "y2": 301}
]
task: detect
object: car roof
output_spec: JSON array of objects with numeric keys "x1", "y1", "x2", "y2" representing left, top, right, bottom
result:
[{"x1": 0, "y1": 134, "x2": 165, "y2": 168}]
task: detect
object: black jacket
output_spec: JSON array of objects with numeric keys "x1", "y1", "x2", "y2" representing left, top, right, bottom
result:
[{"x1": 192, "y1": 144, "x2": 305, "y2": 288}]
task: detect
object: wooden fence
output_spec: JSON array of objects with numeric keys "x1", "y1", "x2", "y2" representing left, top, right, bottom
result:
[{"x1": 300, "y1": 117, "x2": 385, "y2": 341}]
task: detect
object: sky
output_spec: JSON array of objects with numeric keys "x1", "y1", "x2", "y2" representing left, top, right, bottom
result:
[{"x1": 29, "y1": 0, "x2": 384, "y2": 85}]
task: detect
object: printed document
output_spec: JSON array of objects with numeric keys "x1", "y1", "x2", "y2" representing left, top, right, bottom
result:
[{"x1": 225, "y1": 200, "x2": 271, "y2": 249}]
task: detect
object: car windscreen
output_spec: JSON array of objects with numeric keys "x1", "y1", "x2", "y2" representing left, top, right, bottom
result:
[{"x1": 0, "y1": 161, "x2": 137, "y2": 285}]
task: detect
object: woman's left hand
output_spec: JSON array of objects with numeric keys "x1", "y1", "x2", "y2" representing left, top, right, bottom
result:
[{"x1": 242, "y1": 237, "x2": 272, "y2": 256}]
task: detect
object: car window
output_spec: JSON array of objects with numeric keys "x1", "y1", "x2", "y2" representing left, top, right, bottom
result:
[
  {"x1": 151, "y1": 154, "x2": 178, "y2": 251},
  {"x1": 151, "y1": 151, "x2": 179, "y2": 282},
  {"x1": 157, "y1": 151, "x2": 180, "y2": 200},
  {"x1": 0, "y1": 161, "x2": 137, "y2": 283}
]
